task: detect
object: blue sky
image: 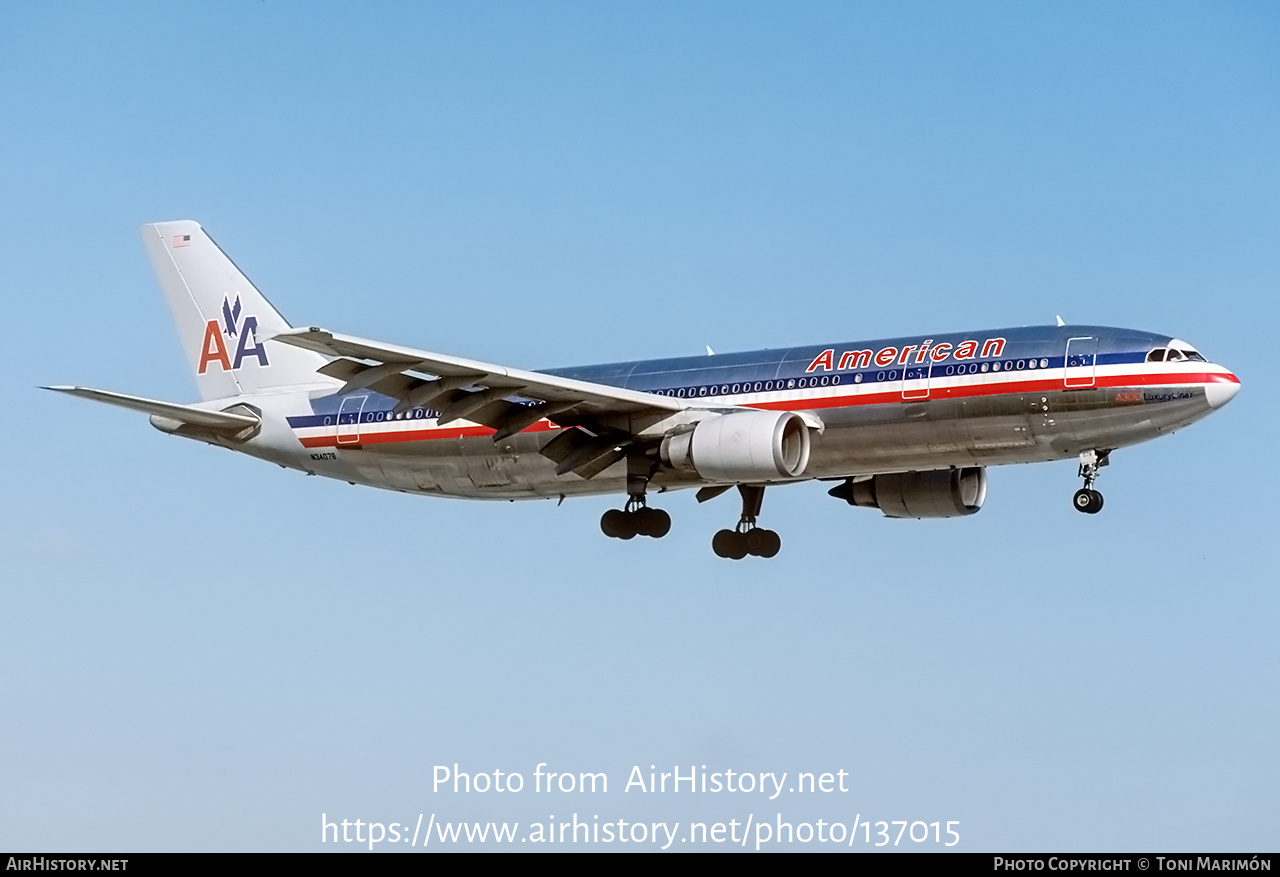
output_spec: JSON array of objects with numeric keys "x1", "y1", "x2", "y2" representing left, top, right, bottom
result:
[{"x1": 2, "y1": 2, "x2": 1277, "y2": 851}]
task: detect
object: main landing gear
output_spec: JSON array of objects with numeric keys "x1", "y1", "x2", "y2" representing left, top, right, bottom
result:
[
  {"x1": 600, "y1": 499, "x2": 671, "y2": 539},
  {"x1": 601, "y1": 455, "x2": 671, "y2": 540},
  {"x1": 1073, "y1": 449, "x2": 1109, "y2": 514},
  {"x1": 712, "y1": 485, "x2": 781, "y2": 559}
]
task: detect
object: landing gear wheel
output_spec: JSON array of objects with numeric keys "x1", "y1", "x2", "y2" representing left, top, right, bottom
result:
[
  {"x1": 601, "y1": 509, "x2": 623, "y2": 537},
  {"x1": 635, "y1": 507, "x2": 671, "y2": 538},
  {"x1": 742, "y1": 528, "x2": 782, "y2": 558},
  {"x1": 712, "y1": 529, "x2": 748, "y2": 559},
  {"x1": 601, "y1": 508, "x2": 638, "y2": 538},
  {"x1": 1072, "y1": 488, "x2": 1103, "y2": 514}
]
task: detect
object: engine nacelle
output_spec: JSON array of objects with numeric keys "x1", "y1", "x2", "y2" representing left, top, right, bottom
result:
[
  {"x1": 660, "y1": 410, "x2": 811, "y2": 482},
  {"x1": 829, "y1": 467, "x2": 988, "y2": 518}
]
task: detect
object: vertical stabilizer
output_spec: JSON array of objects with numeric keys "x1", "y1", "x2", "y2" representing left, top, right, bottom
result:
[{"x1": 141, "y1": 220, "x2": 330, "y2": 401}]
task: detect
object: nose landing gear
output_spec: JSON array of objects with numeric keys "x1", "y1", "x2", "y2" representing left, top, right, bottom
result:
[
  {"x1": 712, "y1": 485, "x2": 781, "y2": 559},
  {"x1": 1072, "y1": 488, "x2": 1103, "y2": 514},
  {"x1": 1073, "y1": 449, "x2": 1109, "y2": 514}
]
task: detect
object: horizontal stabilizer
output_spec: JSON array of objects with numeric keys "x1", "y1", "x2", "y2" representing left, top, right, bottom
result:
[{"x1": 42, "y1": 386, "x2": 260, "y2": 430}]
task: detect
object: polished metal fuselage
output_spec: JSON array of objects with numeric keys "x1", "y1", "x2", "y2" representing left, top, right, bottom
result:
[{"x1": 251, "y1": 324, "x2": 1237, "y2": 500}]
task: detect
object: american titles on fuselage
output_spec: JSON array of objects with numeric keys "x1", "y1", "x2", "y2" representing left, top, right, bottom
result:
[
  {"x1": 646, "y1": 335, "x2": 1036, "y2": 400},
  {"x1": 804, "y1": 337, "x2": 1007, "y2": 373}
]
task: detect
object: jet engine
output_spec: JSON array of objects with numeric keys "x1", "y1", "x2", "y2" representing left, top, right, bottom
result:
[
  {"x1": 660, "y1": 410, "x2": 811, "y2": 482},
  {"x1": 828, "y1": 467, "x2": 988, "y2": 518}
]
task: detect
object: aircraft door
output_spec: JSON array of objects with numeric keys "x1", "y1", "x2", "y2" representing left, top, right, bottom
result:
[
  {"x1": 902, "y1": 361, "x2": 931, "y2": 400},
  {"x1": 1064, "y1": 337, "x2": 1097, "y2": 388},
  {"x1": 336, "y1": 395, "x2": 367, "y2": 445}
]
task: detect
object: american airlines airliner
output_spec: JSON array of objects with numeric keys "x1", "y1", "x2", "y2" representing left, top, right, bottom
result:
[{"x1": 48, "y1": 221, "x2": 1241, "y2": 559}]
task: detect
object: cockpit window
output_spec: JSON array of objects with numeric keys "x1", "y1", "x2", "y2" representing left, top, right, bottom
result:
[
  {"x1": 1147, "y1": 346, "x2": 1207, "y2": 363},
  {"x1": 1164, "y1": 338, "x2": 1206, "y2": 363}
]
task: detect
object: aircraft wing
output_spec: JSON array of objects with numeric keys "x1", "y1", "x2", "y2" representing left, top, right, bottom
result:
[
  {"x1": 273, "y1": 327, "x2": 690, "y2": 414},
  {"x1": 271, "y1": 327, "x2": 724, "y2": 477}
]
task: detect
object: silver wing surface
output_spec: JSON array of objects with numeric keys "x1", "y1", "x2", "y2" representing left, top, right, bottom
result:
[{"x1": 270, "y1": 327, "x2": 729, "y2": 479}]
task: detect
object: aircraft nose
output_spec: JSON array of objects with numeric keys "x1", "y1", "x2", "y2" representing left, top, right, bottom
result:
[{"x1": 1205, "y1": 371, "x2": 1241, "y2": 409}]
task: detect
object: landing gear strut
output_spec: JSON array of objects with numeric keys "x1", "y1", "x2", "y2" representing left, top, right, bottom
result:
[
  {"x1": 1073, "y1": 449, "x2": 1109, "y2": 514},
  {"x1": 601, "y1": 456, "x2": 671, "y2": 540},
  {"x1": 712, "y1": 485, "x2": 781, "y2": 559}
]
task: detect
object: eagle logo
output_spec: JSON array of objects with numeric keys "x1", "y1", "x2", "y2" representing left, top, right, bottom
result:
[{"x1": 221, "y1": 295, "x2": 243, "y2": 338}]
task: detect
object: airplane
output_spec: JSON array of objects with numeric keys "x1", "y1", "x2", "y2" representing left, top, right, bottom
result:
[{"x1": 47, "y1": 221, "x2": 1241, "y2": 559}]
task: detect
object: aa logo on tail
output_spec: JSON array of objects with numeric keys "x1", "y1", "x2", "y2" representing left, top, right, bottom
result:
[{"x1": 198, "y1": 294, "x2": 270, "y2": 374}]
